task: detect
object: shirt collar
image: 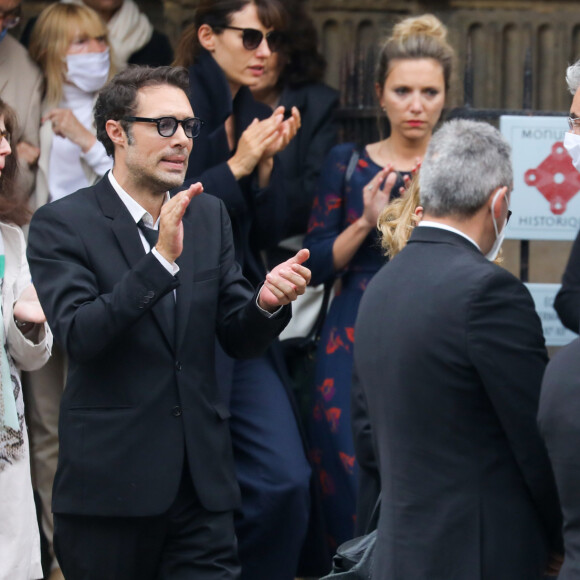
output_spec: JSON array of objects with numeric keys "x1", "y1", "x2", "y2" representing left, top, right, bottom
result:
[
  {"x1": 418, "y1": 220, "x2": 481, "y2": 251},
  {"x1": 108, "y1": 171, "x2": 169, "y2": 229}
]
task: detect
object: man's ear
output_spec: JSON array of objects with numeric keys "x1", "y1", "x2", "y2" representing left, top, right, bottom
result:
[
  {"x1": 106, "y1": 119, "x2": 127, "y2": 149},
  {"x1": 198, "y1": 23, "x2": 216, "y2": 52},
  {"x1": 490, "y1": 186, "x2": 509, "y2": 220}
]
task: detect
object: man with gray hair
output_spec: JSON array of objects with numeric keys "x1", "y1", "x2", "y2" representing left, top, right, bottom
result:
[
  {"x1": 353, "y1": 119, "x2": 563, "y2": 579},
  {"x1": 554, "y1": 58, "x2": 580, "y2": 330}
]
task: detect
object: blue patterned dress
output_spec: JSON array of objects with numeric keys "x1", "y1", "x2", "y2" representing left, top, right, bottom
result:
[{"x1": 303, "y1": 142, "x2": 408, "y2": 551}]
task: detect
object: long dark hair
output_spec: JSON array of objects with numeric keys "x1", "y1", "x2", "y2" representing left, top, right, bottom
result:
[
  {"x1": 173, "y1": 0, "x2": 287, "y2": 68},
  {"x1": 0, "y1": 99, "x2": 30, "y2": 226},
  {"x1": 278, "y1": 0, "x2": 326, "y2": 88}
]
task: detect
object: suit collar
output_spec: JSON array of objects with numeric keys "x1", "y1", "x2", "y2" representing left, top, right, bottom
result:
[{"x1": 408, "y1": 225, "x2": 483, "y2": 255}]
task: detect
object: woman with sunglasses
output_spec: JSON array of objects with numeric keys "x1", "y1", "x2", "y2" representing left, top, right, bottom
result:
[
  {"x1": 0, "y1": 97, "x2": 52, "y2": 580},
  {"x1": 173, "y1": 3, "x2": 310, "y2": 580},
  {"x1": 303, "y1": 14, "x2": 455, "y2": 553},
  {"x1": 24, "y1": 6, "x2": 113, "y2": 579}
]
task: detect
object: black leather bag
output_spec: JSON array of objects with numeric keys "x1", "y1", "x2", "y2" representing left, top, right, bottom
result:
[{"x1": 319, "y1": 495, "x2": 380, "y2": 579}]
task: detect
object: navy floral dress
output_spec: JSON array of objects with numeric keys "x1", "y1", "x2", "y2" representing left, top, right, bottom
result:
[{"x1": 303, "y1": 142, "x2": 408, "y2": 551}]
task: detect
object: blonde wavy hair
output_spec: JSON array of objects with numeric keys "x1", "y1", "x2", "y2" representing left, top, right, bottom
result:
[
  {"x1": 378, "y1": 177, "x2": 421, "y2": 258},
  {"x1": 29, "y1": 3, "x2": 113, "y2": 106}
]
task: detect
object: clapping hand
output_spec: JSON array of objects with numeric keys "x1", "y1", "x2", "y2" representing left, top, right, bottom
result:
[
  {"x1": 258, "y1": 249, "x2": 311, "y2": 312},
  {"x1": 361, "y1": 165, "x2": 399, "y2": 229}
]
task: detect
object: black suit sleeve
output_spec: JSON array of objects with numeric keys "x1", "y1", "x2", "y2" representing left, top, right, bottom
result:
[
  {"x1": 467, "y1": 267, "x2": 563, "y2": 552},
  {"x1": 554, "y1": 231, "x2": 580, "y2": 332},
  {"x1": 27, "y1": 202, "x2": 179, "y2": 363}
]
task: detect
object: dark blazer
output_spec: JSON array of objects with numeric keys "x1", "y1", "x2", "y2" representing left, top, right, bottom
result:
[
  {"x1": 26, "y1": 175, "x2": 290, "y2": 517},
  {"x1": 276, "y1": 82, "x2": 339, "y2": 239},
  {"x1": 554, "y1": 230, "x2": 580, "y2": 332},
  {"x1": 184, "y1": 50, "x2": 286, "y2": 288},
  {"x1": 538, "y1": 338, "x2": 580, "y2": 580},
  {"x1": 354, "y1": 226, "x2": 562, "y2": 580}
]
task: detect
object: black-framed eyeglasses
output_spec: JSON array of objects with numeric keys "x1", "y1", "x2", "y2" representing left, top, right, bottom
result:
[
  {"x1": 221, "y1": 25, "x2": 284, "y2": 52},
  {"x1": 0, "y1": 4, "x2": 21, "y2": 29},
  {"x1": 122, "y1": 116, "x2": 204, "y2": 139},
  {"x1": 0, "y1": 128, "x2": 10, "y2": 143},
  {"x1": 506, "y1": 209, "x2": 512, "y2": 224}
]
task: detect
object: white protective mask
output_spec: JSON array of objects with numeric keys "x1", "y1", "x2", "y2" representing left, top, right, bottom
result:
[
  {"x1": 564, "y1": 131, "x2": 580, "y2": 171},
  {"x1": 65, "y1": 49, "x2": 110, "y2": 93},
  {"x1": 485, "y1": 188, "x2": 509, "y2": 262}
]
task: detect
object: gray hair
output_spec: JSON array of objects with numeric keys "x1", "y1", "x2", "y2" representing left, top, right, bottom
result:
[
  {"x1": 419, "y1": 119, "x2": 512, "y2": 218},
  {"x1": 566, "y1": 59, "x2": 580, "y2": 95}
]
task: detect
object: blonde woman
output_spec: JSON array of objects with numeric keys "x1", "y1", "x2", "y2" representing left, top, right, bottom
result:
[
  {"x1": 24, "y1": 5, "x2": 113, "y2": 579},
  {"x1": 29, "y1": 2, "x2": 114, "y2": 209},
  {"x1": 303, "y1": 14, "x2": 454, "y2": 550}
]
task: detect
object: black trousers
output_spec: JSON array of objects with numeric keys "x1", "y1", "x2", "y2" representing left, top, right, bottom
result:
[{"x1": 54, "y1": 468, "x2": 240, "y2": 580}]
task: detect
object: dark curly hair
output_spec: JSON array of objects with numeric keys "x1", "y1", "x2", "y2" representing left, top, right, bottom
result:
[
  {"x1": 94, "y1": 66, "x2": 190, "y2": 157},
  {"x1": 277, "y1": 0, "x2": 326, "y2": 88}
]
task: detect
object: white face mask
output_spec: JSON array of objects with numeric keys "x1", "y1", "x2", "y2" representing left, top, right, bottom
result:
[
  {"x1": 564, "y1": 131, "x2": 580, "y2": 171},
  {"x1": 485, "y1": 188, "x2": 509, "y2": 262},
  {"x1": 65, "y1": 49, "x2": 110, "y2": 93}
]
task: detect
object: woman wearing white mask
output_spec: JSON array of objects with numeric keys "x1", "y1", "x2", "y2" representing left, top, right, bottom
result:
[
  {"x1": 29, "y1": 2, "x2": 113, "y2": 209},
  {"x1": 24, "y1": 6, "x2": 113, "y2": 580}
]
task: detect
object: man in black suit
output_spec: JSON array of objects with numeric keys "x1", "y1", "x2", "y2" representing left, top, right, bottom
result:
[
  {"x1": 554, "y1": 57, "x2": 580, "y2": 332},
  {"x1": 539, "y1": 337, "x2": 580, "y2": 580},
  {"x1": 26, "y1": 65, "x2": 311, "y2": 580},
  {"x1": 353, "y1": 119, "x2": 563, "y2": 579}
]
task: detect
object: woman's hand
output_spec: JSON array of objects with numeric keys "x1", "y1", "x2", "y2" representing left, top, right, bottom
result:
[
  {"x1": 360, "y1": 165, "x2": 398, "y2": 229},
  {"x1": 227, "y1": 109, "x2": 286, "y2": 180},
  {"x1": 260, "y1": 106, "x2": 301, "y2": 160},
  {"x1": 13, "y1": 284, "x2": 46, "y2": 326},
  {"x1": 16, "y1": 141, "x2": 40, "y2": 167},
  {"x1": 44, "y1": 108, "x2": 97, "y2": 153}
]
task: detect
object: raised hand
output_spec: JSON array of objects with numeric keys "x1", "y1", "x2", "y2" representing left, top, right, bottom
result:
[
  {"x1": 227, "y1": 109, "x2": 286, "y2": 180},
  {"x1": 156, "y1": 183, "x2": 203, "y2": 263},
  {"x1": 361, "y1": 165, "x2": 399, "y2": 229},
  {"x1": 44, "y1": 108, "x2": 97, "y2": 153},
  {"x1": 260, "y1": 105, "x2": 301, "y2": 160},
  {"x1": 13, "y1": 284, "x2": 46, "y2": 325},
  {"x1": 258, "y1": 248, "x2": 311, "y2": 312}
]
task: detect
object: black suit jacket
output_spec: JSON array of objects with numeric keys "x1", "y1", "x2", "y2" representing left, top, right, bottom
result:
[
  {"x1": 26, "y1": 176, "x2": 290, "y2": 517},
  {"x1": 554, "y1": 230, "x2": 580, "y2": 332},
  {"x1": 354, "y1": 226, "x2": 562, "y2": 579},
  {"x1": 538, "y1": 338, "x2": 580, "y2": 580}
]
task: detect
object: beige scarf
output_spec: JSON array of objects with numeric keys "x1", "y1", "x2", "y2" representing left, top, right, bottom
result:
[{"x1": 62, "y1": 0, "x2": 153, "y2": 71}]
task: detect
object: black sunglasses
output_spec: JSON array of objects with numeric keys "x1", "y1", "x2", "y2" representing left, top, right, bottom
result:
[
  {"x1": 122, "y1": 116, "x2": 204, "y2": 139},
  {"x1": 221, "y1": 25, "x2": 283, "y2": 52}
]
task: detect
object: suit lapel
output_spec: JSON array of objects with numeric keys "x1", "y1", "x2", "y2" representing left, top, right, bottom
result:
[{"x1": 96, "y1": 175, "x2": 175, "y2": 349}]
